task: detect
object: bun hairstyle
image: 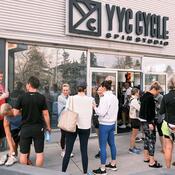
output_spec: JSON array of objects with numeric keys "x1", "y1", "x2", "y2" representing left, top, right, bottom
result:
[
  {"x1": 150, "y1": 81, "x2": 162, "y2": 91},
  {"x1": 101, "y1": 80, "x2": 112, "y2": 90}
]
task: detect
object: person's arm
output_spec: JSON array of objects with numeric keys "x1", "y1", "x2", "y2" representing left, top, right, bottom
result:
[
  {"x1": 42, "y1": 110, "x2": 51, "y2": 132},
  {"x1": 42, "y1": 96, "x2": 51, "y2": 132},
  {"x1": 57, "y1": 95, "x2": 66, "y2": 116},
  {"x1": 0, "y1": 91, "x2": 9, "y2": 100},
  {"x1": 94, "y1": 96, "x2": 110, "y2": 117},
  {"x1": 3, "y1": 118, "x2": 15, "y2": 154},
  {"x1": 146, "y1": 96, "x2": 156, "y2": 130},
  {"x1": 160, "y1": 96, "x2": 166, "y2": 115}
]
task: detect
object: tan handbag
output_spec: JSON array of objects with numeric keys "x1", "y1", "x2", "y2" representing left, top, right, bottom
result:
[{"x1": 58, "y1": 96, "x2": 78, "y2": 132}]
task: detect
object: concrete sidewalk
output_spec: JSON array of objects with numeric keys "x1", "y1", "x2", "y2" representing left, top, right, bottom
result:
[{"x1": 1, "y1": 131, "x2": 175, "y2": 175}]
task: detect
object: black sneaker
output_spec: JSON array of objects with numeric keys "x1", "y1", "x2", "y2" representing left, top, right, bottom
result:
[
  {"x1": 95, "y1": 151, "x2": 100, "y2": 159},
  {"x1": 105, "y1": 163, "x2": 118, "y2": 171},
  {"x1": 93, "y1": 168, "x2": 107, "y2": 175}
]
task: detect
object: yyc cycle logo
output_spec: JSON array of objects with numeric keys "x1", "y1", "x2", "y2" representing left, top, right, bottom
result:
[{"x1": 69, "y1": 0, "x2": 102, "y2": 36}]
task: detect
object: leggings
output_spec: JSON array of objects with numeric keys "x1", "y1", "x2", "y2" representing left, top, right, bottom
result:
[
  {"x1": 62, "y1": 128, "x2": 90, "y2": 174},
  {"x1": 60, "y1": 129, "x2": 66, "y2": 150},
  {"x1": 142, "y1": 122, "x2": 156, "y2": 156},
  {"x1": 99, "y1": 124, "x2": 117, "y2": 165}
]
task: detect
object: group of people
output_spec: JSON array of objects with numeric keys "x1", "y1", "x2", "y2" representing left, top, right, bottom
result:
[{"x1": 1, "y1": 68, "x2": 175, "y2": 174}]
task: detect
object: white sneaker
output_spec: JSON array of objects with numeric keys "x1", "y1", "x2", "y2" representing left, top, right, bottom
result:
[
  {"x1": 0, "y1": 154, "x2": 8, "y2": 165},
  {"x1": 61, "y1": 151, "x2": 65, "y2": 157},
  {"x1": 5, "y1": 155, "x2": 18, "y2": 166},
  {"x1": 70, "y1": 153, "x2": 74, "y2": 158},
  {"x1": 119, "y1": 124, "x2": 126, "y2": 129}
]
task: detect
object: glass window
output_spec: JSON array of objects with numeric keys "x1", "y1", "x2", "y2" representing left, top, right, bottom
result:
[
  {"x1": 143, "y1": 57, "x2": 175, "y2": 79},
  {"x1": 8, "y1": 43, "x2": 87, "y2": 128},
  {"x1": 90, "y1": 52, "x2": 141, "y2": 70}
]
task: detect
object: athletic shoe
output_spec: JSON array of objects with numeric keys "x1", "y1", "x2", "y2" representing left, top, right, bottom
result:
[
  {"x1": 119, "y1": 124, "x2": 126, "y2": 129},
  {"x1": 128, "y1": 148, "x2": 140, "y2": 154},
  {"x1": 0, "y1": 154, "x2": 8, "y2": 165},
  {"x1": 134, "y1": 147, "x2": 142, "y2": 151},
  {"x1": 70, "y1": 153, "x2": 74, "y2": 158},
  {"x1": 5, "y1": 155, "x2": 18, "y2": 166},
  {"x1": 61, "y1": 150, "x2": 65, "y2": 157},
  {"x1": 135, "y1": 137, "x2": 142, "y2": 143},
  {"x1": 105, "y1": 163, "x2": 118, "y2": 171},
  {"x1": 61, "y1": 151, "x2": 74, "y2": 158},
  {"x1": 93, "y1": 168, "x2": 107, "y2": 175},
  {"x1": 95, "y1": 151, "x2": 100, "y2": 159}
]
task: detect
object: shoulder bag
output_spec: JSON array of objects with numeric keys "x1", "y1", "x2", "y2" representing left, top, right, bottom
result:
[{"x1": 58, "y1": 96, "x2": 78, "y2": 132}]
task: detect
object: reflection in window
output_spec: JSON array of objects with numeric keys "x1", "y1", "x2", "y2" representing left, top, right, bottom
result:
[
  {"x1": 143, "y1": 57, "x2": 175, "y2": 78},
  {"x1": 90, "y1": 53, "x2": 141, "y2": 70},
  {"x1": 145, "y1": 74, "x2": 166, "y2": 93},
  {"x1": 8, "y1": 43, "x2": 87, "y2": 128},
  {"x1": 8, "y1": 44, "x2": 87, "y2": 95}
]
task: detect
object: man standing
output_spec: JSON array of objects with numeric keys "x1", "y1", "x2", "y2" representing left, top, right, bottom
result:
[
  {"x1": 13, "y1": 76, "x2": 51, "y2": 167},
  {"x1": 0, "y1": 70, "x2": 9, "y2": 146}
]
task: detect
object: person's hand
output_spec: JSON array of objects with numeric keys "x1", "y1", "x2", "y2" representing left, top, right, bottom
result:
[
  {"x1": 148, "y1": 124, "x2": 154, "y2": 131},
  {"x1": 92, "y1": 102, "x2": 96, "y2": 109},
  {"x1": 46, "y1": 127, "x2": 51, "y2": 133}
]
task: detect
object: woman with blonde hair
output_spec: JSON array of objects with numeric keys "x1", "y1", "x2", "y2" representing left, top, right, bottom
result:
[
  {"x1": 160, "y1": 76, "x2": 175, "y2": 168},
  {"x1": 139, "y1": 81, "x2": 162, "y2": 168},
  {"x1": 57, "y1": 83, "x2": 74, "y2": 158}
]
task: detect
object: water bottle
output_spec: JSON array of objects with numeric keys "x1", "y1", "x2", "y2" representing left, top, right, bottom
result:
[
  {"x1": 45, "y1": 131, "x2": 51, "y2": 142},
  {"x1": 87, "y1": 170, "x2": 93, "y2": 175}
]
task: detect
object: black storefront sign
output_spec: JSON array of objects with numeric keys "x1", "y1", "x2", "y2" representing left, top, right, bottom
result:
[{"x1": 68, "y1": 0, "x2": 169, "y2": 46}]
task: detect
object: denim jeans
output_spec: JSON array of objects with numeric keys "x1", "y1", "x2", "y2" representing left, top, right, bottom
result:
[{"x1": 99, "y1": 124, "x2": 117, "y2": 164}]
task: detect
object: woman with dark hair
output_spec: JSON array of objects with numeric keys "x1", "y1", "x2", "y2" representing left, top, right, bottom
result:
[
  {"x1": 93, "y1": 80, "x2": 119, "y2": 175},
  {"x1": 62, "y1": 82, "x2": 94, "y2": 174}
]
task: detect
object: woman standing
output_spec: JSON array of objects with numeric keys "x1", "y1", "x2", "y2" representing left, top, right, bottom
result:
[
  {"x1": 160, "y1": 76, "x2": 175, "y2": 168},
  {"x1": 57, "y1": 84, "x2": 73, "y2": 157},
  {"x1": 62, "y1": 82, "x2": 94, "y2": 174},
  {"x1": 128, "y1": 88, "x2": 141, "y2": 154},
  {"x1": 139, "y1": 81, "x2": 162, "y2": 168},
  {"x1": 93, "y1": 80, "x2": 118, "y2": 175}
]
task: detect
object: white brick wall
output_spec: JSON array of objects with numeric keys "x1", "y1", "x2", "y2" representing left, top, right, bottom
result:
[{"x1": 0, "y1": 0, "x2": 174, "y2": 58}]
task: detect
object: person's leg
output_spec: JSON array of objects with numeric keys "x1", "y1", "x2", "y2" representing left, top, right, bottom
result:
[
  {"x1": 60, "y1": 129, "x2": 66, "y2": 150},
  {"x1": 142, "y1": 123, "x2": 150, "y2": 161},
  {"x1": 130, "y1": 128, "x2": 139, "y2": 148},
  {"x1": 20, "y1": 153, "x2": 28, "y2": 165},
  {"x1": 62, "y1": 131, "x2": 77, "y2": 172},
  {"x1": 107, "y1": 124, "x2": 117, "y2": 166},
  {"x1": 164, "y1": 137, "x2": 173, "y2": 168},
  {"x1": 78, "y1": 128, "x2": 90, "y2": 174},
  {"x1": 99, "y1": 124, "x2": 109, "y2": 169},
  {"x1": 19, "y1": 127, "x2": 32, "y2": 165},
  {"x1": 148, "y1": 129, "x2": 157, "y2": 165},
  {"x1": 156, "y1": 122, "x2": 164, "y2": 152}
]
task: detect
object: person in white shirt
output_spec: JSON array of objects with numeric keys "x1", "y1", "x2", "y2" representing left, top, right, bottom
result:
[
  {"x1": 128, "y1": 88, "x2": 141, "y2": 154},
  {"x1": 93, "y1": 80, "x2": 118, "y2": 175},
  {"x1": 62, "y1": 82, "x2": 94, "y2": 174}
]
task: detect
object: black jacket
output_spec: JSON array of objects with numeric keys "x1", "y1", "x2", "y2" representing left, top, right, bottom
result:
[
  {"x1": 160, "y1": 90, "x2": 175, "y2": 124},
  {"x1": 139, "y1": 92, "x2": 155, "y2": 124}
]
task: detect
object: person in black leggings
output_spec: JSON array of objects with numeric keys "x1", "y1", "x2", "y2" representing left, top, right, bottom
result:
[
  {"x1": 62, "y1": 128, "x2": 90, "y2": 173},
  {"x1": 62, "y1": 82, "x2": 94, "y2": 174}
]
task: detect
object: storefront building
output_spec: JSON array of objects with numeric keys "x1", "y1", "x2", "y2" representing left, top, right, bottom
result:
[{"x1": 0, "y1": 0, "x2": 175, "y2": 129}]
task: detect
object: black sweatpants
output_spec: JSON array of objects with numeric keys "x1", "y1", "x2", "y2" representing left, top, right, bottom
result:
[{"x1": 62, "y1": 128, "x2": 90, "y2": 174}]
